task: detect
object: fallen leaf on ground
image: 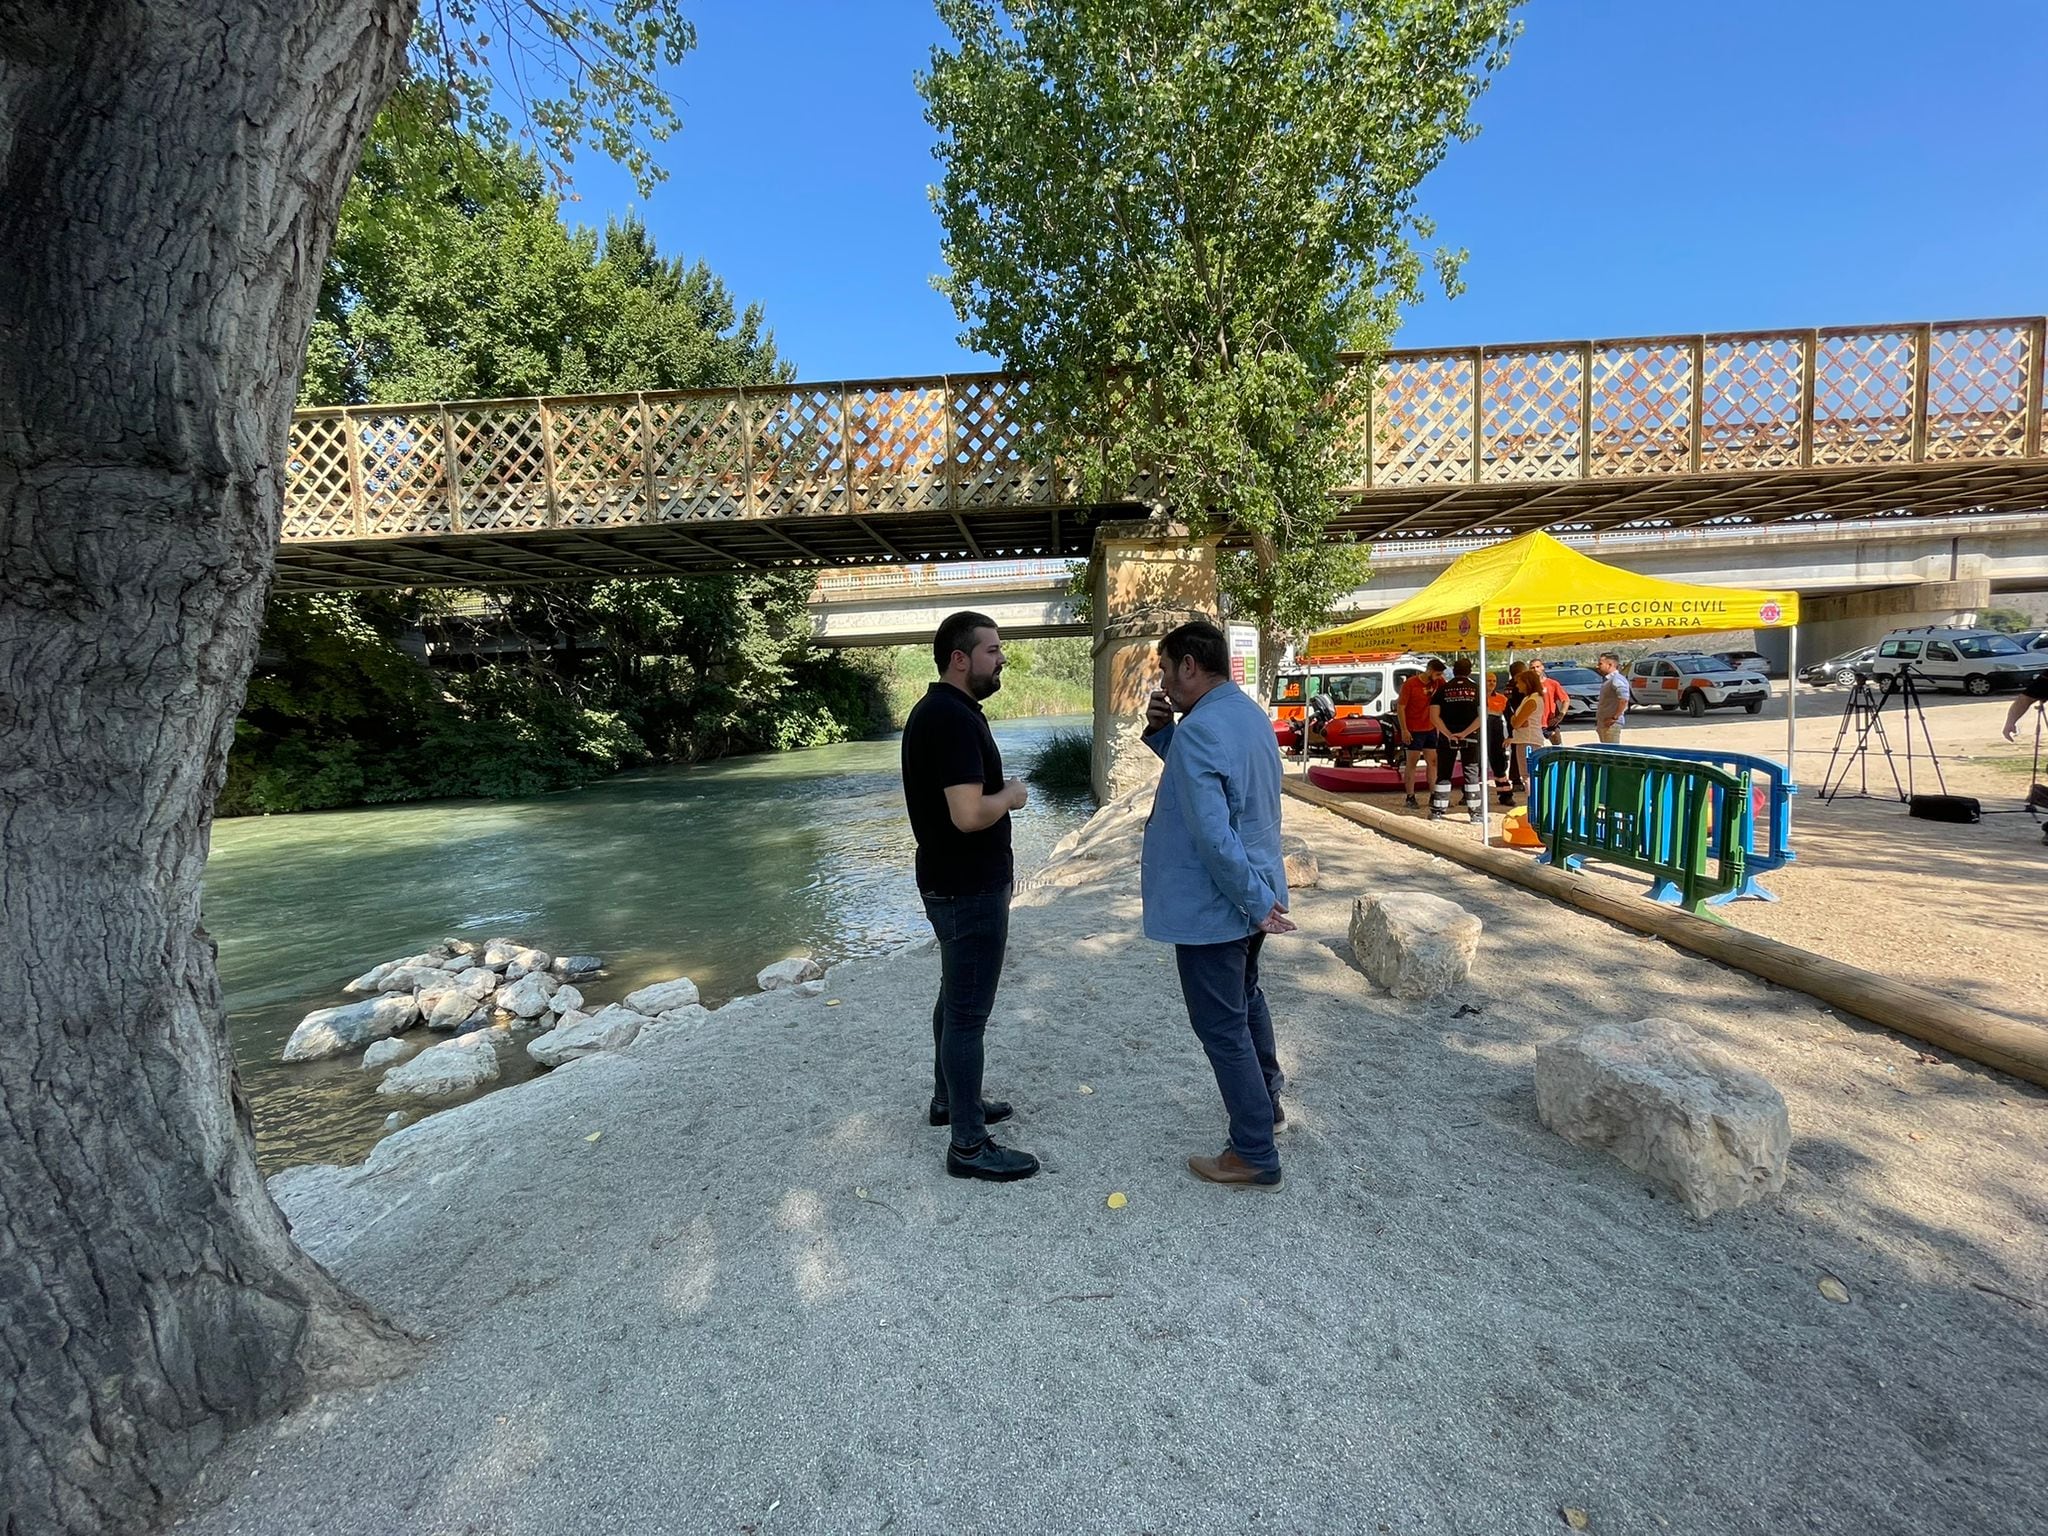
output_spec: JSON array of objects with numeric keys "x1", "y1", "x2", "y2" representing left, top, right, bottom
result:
[
  {"x1": 1561, "y1": 1507, "x2": 1590, "y2": 1529},
  {"x1": 1106, "y1": 1192, "x2": 1128, "y2": 1210},
  {"x1": 855, "y1": 1187, "x2": 869, "y2": 1200},
  {"x1": 583, "y1": 1131, "x2": 602, "y2": 1143},
  {"x1": 1078, "y1": 1083, "x2": 1095, "y2": 1095},
  {"x1": 825, "y1": 999, "x2": 842, "y2": 1007},
  {"x1": 1907, "y1": 1132, "x2": 1924, "y2": 1142},
  {"x1": 1818, "y1": 1274, "x2": 1851, "y2": 1304}
]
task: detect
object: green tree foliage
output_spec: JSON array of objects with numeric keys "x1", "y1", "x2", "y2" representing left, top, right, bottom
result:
[
  {"x1": 921, "y1": 0, "x2": 1520, "y2": 671},
  {"x1": 1980, "y1": 606, "x2": 2033, "y2": 635},
  {"x1": 231, "y1": 134, "x2": 881, "y2": 815}
]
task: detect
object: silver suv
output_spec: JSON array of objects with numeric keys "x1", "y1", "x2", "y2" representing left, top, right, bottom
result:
[
  {"x1": 1867, "y1": 628, "x2": 2035, "y2": 695},
  {"x1": 1628, "y1": 652, "x2": 1771, "y2": 717}
]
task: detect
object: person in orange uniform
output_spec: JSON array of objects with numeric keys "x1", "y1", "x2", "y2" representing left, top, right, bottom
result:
[{"x1": 1395, "y1": 659, "x2": 1445, "y2": 809}]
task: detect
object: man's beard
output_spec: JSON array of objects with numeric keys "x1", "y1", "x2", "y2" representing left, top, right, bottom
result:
[{"x1": 968, "y1": 664, "x2": 1003, "y2": 700}]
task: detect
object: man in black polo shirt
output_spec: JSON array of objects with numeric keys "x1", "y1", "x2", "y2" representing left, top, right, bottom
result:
[
  {"x1": 900, "y1": 611, "x2": 1039, "y2": 1182},
  {"x1": 1428, "y1": 656, "x2": 1485, "y2": 822}
]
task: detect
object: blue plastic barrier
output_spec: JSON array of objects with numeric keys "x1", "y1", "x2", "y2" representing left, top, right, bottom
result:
[
  {"x1": 1583, "y1": 741, "x2": 1797, "y2": 904},
  {"x1": 1525, "y1": 748, "x2": 1749, "y2": 916}
]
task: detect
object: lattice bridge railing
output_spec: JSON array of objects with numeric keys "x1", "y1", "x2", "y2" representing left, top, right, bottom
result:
[{"x1": 284, "y1": 318, "x2": 2047, "y2": 542}]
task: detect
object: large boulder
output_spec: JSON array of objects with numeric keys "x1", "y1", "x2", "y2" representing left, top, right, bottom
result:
[
  {"x1": 637, "y1": 1002, "x2": 711, "y2": 1045},
  {"x1": 756, "y1": 955, "x2": 825, "y2": 992},
  {"x1": 440, "y1": 952, "x2": 481, "y2": 972},
  {"x1": 623, "y1": 976, "x2": 699, "y2": 1015},
  {"x1": 342, "y1": 960, "x2": 397, "y2": 994},
  {"x1": 455, "y1": 966, "x2": 500, "y2": 1000},
  {"x1": 1281, "y1": 834, "x2": 1319, "y2": 890},
  {"x1": 503, "y1": 946, "x2": 553, "y2": 981},
  {"x1": 1350, "y1": 893, "x2": 1481, "y2": 999},
  {"x1": 495, "y1": 970, "x2": 561, "y2": 1019},
  {"x1": 443, "y1": 937, "x2": 479, "y2": 957},
  {"x1": 551, "y1": 953, "x2": 604, "y2": 980},
  {"x1": 376, "y1": 1033, "x2": 500, "y2": 1098},
  {"x1": 283, "y1": 994, "x2": 419, "y2": 1062},
  {"x1": 1535, "y1": 1017, "x2": 1791, "y2": 1219},
  {"x1": 482, "y1": 937, "x2": 526, "y2": 969},
  {"x1": 528, "y1": 1004, "x2": 646, "y2": 1068},
  {"x1": 549, "y1": 984, "x2": 584, "y2": 1015}
]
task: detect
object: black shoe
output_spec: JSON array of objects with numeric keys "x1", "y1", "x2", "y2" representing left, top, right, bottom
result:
[
  {"x1": 946, "y1": 1138, "x2": 1040, "y2": 1181},
  {"x1": 928, "y1": 1097, "x2": 1014, "y2": 1128},
  {"x1": 1429, "y1": 807, "x2": 1447, "y2": 820},
  {"x1": 1500, "y1": 793, "x2": 1517, "y2": 808},
  {"x1": 1271, "y1": 1098, "x2": 1286, "y2": 1128},
  {"x1": 1403, "y1": 794, "x2": 1419, "y2": 808}
]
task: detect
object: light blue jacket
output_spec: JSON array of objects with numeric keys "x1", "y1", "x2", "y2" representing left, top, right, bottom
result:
[{"x1": 1140, "y1": 682, "x2": 1289, "y2": 945}]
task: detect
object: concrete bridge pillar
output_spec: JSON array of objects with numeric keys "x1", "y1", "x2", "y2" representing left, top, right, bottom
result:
[
  {"x1": 1088, "y1": 519, "x2": 1221, "y2": 801},
  {"x1": 1790, "y1": 577, "x2": 1992, "y2": 665}
]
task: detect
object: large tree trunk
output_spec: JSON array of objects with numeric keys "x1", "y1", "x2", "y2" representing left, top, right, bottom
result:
[{"x1": 0, "y1": 5, "x2": 415, "y2": 1532}]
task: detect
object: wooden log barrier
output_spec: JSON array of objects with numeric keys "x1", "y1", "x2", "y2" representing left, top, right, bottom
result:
[{"x1": 1285, "y1": 778, "x2": 2048, "y2": 1090}]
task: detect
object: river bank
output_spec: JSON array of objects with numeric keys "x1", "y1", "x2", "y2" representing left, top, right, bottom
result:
[
  {"x1": 176, "y1": 782, "x2": 2048, "y2": 1535},
  {"x1": 207, "y1": 716, "x2": 1094, "y2": 1171}
]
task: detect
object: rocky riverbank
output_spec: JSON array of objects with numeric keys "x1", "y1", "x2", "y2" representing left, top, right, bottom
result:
[{"x1": 179, "y1": 786, "x2": 2048, "y2": 1536}]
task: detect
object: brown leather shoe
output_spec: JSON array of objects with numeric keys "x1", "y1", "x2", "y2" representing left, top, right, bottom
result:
[{"x1": 1187, "y1": 1147, "x2": 1282, "y2": 1189}]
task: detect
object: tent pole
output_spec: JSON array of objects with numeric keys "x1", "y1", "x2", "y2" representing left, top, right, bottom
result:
[
  {"x1": 1785, "y1": 625, "x2": 1799, "y2": 776},
  {"x1": 1477, "y1": 631, "x2": 1491, "y2": 839}
]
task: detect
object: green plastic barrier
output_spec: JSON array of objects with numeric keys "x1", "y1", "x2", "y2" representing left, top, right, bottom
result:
[{"x1": 1528, "y1": 748, "x2": 1748, "y2": 917}]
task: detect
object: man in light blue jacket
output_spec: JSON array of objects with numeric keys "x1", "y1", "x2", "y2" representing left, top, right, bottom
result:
[{"x1": 1141, "y1": 620, "x2": 1294, "y2": 1189}]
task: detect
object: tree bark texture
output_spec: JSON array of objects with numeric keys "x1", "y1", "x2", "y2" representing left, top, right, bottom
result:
[{"x1": 0, "y1": 5, "x2": 415, "y2": 1532}]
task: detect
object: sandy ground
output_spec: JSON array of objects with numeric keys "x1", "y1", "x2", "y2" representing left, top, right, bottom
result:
[
  {"x1": 172, "y1": 782, "x2": 2048, "y2": 1536},
  {"x1": 1345, "y1": 689, "x2": 2048, "y2": 1030}
]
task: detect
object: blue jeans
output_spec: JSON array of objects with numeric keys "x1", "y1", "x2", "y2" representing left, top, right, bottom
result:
[
  {"x1": 1173, "y1": 932, "x2": 1283, "y2": 1172},
  {"x1": 922, "y1": 883, "x2": 1011, "y2": 1149}
]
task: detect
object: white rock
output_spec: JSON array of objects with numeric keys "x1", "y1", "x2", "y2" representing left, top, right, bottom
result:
[
  {"x1": 343, "y1": 960, "x2": 396, "y2": 994},
  {"x1": 623, "y1": 976, "x2": 699, "y2": 1014},
  {"x1": 426, "y1": 988, "x2": 491, "y2": 1033},
  {"x1": 443, "y1": 937, "x2": 479, "y2": 957},
  {"x1": 549, "y1": 984, "x2": 584, "y2": 1015},
  {"x1": 756, "y1": 955, "x2": 826, "y2": 992},
  {"x1": 503, "y1": 946, "x2": 553, "y2": 980},
  {"x1": 1349, "y1": 893, "x2": 1481, "y2": 1000},
  {"x1": 494, "y1": 970, "x2": 561, "y2": 1018},
  {"x1": 440, "y1": 953, "x2": 479, "y2": 972},
  {"x1": 637, "y1": 1003, "x2": 711, "y2": 1044},
  {"x1": 283, "y1": 994, "x2": 419, "y2": 1062},
  {"x1": 376, "y1": 1034, "x2": 501, "y2": 1098},
  {"x1": 361, "y1": 1037, "x2": 418, "y2": 1072},
  {"x1": 1535, "y1": 1017, "x2": 1791, "y2": 1219},
  {"x1": 482, "y1": 937, "x2": 526, "y2": 969},
  {"x1": 551, "y1": 953, "x2": 604, "y2": 980},
  {"x1": 456, "y1": 966, "x2": 499, "y2": 1001},
  {"x1": 528, "y1": 1004, "x2": 647, "y2": 1068},
  {"x1": 793, "y1": 978, "x2": 826, "y2": 997},
  {"x1": 382, "y1": 1111, "x2": 408, "y2": 1130},
  {"x1": 1281, "y1": 834, "x2": 1319, "y2": 889},
  {"x1": 379, "y1": 961, "x2": 455, "y2": 994}
]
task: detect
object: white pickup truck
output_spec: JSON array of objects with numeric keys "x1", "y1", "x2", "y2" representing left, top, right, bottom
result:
[{"x1": 1626, "y1": 652, "x2": 1772, "y2": 717}]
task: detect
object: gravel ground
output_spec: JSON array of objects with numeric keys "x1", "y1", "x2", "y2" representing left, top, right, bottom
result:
[{"x1": 173, "y1": 783, "x2": 2048, "y2": 1536}]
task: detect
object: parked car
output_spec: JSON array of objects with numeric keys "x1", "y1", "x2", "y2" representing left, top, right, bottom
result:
[
  {"x1": 1867, "y1": 628, "x2": 2036, "y2": 695},
  {"x1": 2009, "y1": 629, "x2": 2047, "y2": 654},
  {"x1": 1543, "y1": 665, "x2": 1605, "y2": 719},
  {"x1": 1627, "y1": 652, "x2": 1772, "y2": 716},
  {"x1": 1798, "y1": 645, "x2": 1877, "y2": 689},
  {"x1": 1712, "y1": 649, "x2": 1771, "y2": 677}
]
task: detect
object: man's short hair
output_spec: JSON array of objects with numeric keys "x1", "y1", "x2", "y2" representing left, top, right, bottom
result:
[
  {"x1": 933, "y1": 610, "x2": 997, "y2": 674},
  {"x1": 1160, "y1": 619, "x2": 1230, "y2": 678},
  {"x1": 1599, "y1": 651, "x2": 1622, "y2": 666},
  {"x1": 1451, "y1": 657, "x2": 1473, "y2": 678},
  {"x1": 1425, "y1": 657, "x2": 1446, "y2": 673}
]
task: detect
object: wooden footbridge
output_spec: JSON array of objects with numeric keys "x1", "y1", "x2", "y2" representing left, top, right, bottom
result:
[{"x1": 277, "y1": 316, "x2": 2048, "y2": 592}]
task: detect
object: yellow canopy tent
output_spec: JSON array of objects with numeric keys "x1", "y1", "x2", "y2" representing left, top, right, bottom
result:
[{"x1": 1304, "y1": 531, "x2": 1804, "y2": 832}]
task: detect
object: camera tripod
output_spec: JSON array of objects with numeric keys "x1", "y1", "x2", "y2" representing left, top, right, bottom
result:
[{"x1": 1819, "y1": 665, "x2": 1947, "y2": 804}]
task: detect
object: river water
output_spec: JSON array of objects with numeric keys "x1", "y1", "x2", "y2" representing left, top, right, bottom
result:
[{"x1": 205, "y1": 716, "x2": 1095, "y2": 1173}]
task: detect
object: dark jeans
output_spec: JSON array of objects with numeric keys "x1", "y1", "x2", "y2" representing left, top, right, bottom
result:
[
  {"x1": 922, "y1": 883, "x2": 1011, "y2": 1149},
  {"x1": 1173, "y1": 932, "x2": 1284, "y2": 1172}
]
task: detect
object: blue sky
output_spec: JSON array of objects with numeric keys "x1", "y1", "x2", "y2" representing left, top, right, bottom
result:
[{"x1": 564, "y1": 0, "x2": 2048, "y2": 381}]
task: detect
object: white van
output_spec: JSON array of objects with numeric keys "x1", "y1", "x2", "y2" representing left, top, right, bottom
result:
[{"x1": 1867, "y1": 627, "x2": 2036, "y2": 694}]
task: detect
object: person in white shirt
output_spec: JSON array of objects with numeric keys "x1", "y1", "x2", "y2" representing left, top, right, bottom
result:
[{"x1": 1594, "y1": 652, "x2": 1630, "y2": 744}]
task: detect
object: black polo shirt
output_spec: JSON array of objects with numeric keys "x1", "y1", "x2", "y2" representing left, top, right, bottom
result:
[
  {"x1": 1435, "y1": 675, "x2": 1481, "y2": 734},
  {"x1": 901, "y1": 681, "x2": 1013, "y2": 897}
]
